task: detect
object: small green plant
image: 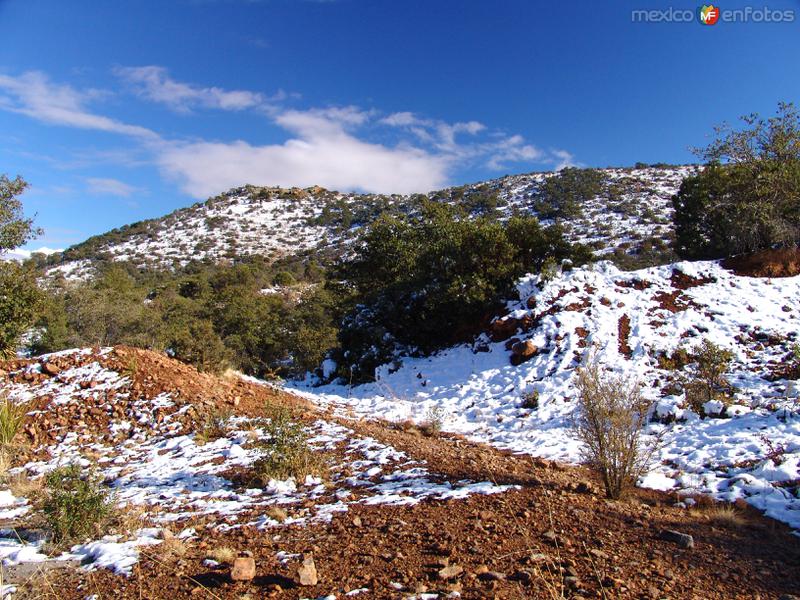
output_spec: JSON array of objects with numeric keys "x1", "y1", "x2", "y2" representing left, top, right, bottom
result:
[
  {"x1": 195, "y1": 406, "x2": 232, "y2": 445},
  {"x1": 539, "y1": 256, "x2": 559, "y2": 285},
  {"x1": 121, "y1": 355, "x2": 139, "y2": 379},
  {"x1": 42, "y1": 464, "x2": 114, "y2": 545},
  {"x1": 252, "y1": 408, "x2": 322, "y2": 483},
  {"x1": 421, "y1": 405, "x2": 446, "y2": 437},
  {"x1": 572, "y1": 361, "x2": 660, "y2": 499},
  {"x1": 684, "y1": 339, "x2": 734, "y2": 414},
  {"x1": 521, "y1": 390, "x2": 539, "y2": 410}
]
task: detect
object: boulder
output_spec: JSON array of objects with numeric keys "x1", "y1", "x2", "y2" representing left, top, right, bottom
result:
[
  {"x1": 230, "y1": 556, "x2": 256, "y2": 581},
  {"x1": 658, "y1": 529, "x2": 694, "y2": 549},
  {"x1": 510, "y1": 340, "x2": 539, "y2": 365},
  {"x1": 297, "y1": 554, "x2": 318, "y2": 586}
]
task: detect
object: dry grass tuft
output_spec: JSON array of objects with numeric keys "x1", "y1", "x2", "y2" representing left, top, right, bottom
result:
[
  {"x1": 158, "y1": 536, "x2": 188, "y2": 561},
  {"x1": 704, "y1": 503, "x2": 747, "y2": 528},
  {"x1": 5, "y1": 470, "x2": 43, "y2": 498},
  {"x1": 207, "y1": 546, "x2": 236, "y2": 565}
]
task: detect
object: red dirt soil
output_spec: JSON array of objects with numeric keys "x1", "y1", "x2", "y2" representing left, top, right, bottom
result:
[
  {"x1": 4, "y1": 348, "x2": 800, "y2": 599},
  {"x1": 722, "y1": 247, "x2": 800, "y2": 278}
]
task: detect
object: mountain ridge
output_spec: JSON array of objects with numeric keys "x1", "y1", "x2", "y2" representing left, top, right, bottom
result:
[{"x1": 42, "y1": 164, "x2": 697, "y2": 280}]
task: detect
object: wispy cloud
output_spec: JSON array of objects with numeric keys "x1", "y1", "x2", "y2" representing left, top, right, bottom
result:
[
  {"x1": 115, "y1": 65, "x2": 282, "y2": 113},
  {"x1": 0, "y1": 68, "x2": 577, "y2": 198},
  {"x1": 0, "y1": 71, "x2": 158, "y2": 139},
  {"x1": 86, "y1": 177, "x2": 139, "y2": 197}
]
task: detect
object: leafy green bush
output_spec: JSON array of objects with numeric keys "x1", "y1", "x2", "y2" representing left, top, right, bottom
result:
[
  {"x1": 333, "y1": 202, "x2": 590, "y2": 382},
  {"x1": 684, "y1": 339, "x2": 734, "y2": 414},
  {"x1": 252, "y1": 408, "x2": 322, "y2": 482},
  {"x1": 534, "y1": 167, "x2": 608, "y2": 219},
  {"x1": 42, "y1": 464, "x2": 114, "y2": 545},
  {"x1": 674, "y1": 103, "x2": 800, "y2": 259}
]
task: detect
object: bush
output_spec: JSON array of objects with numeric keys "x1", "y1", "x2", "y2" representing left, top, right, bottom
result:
[
  {"x1": 534, "y1": 168, "x2": 608, "y2": 219},
  {"x1": 572, "y1": 361, "x2": 658, "y2": 499},
  {"x1": 195, "y1": 406, "x2": 232, "y2": 445},
  {"x1": 334, "y1": 202, "x2": 591, "y2": 382},
  {"x1": 421, "y1": 405, "x2": 446, "y2": 437},
  {"x1": 674, "y1": 102, "x2": 800, "y2": 259},
  {"x1": 252, "y1": 408, "x2": 322, "y2": 483},
  {"x1": 272, "y1": 271, "x2": 295, "y2": 287},
  {"x1": 42, "y1": 464, "x2": 114, "y2": 545},
  {"x1": 683, "y1": 339, "x2": 734, "y2": 414},
  {"x1": 166, "y1": 319, "x2": 230, "y2": 374}
]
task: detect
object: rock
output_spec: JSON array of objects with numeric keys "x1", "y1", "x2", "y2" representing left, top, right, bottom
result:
[
  {"x1": 489, "y1": 317, "x2": 519, "y2": 342},
  {"x1": 564, "y1": 576, "x2": 580, "y2": 589},
  {"x1": 477, "y1": 571, "x2": 506, "y2": 582},
  {"x1": 511, "y1": 569, "x2": 533, "y2": 583},
  {"x1": 41, "y1": 362, "x2": 61, "y2": 376},
  {"x1": 437, "y1": 565, "x2": 463, "y2": 580},
  {"x1": 266, "y1": 506, "x2": 288, "y2": 522},
  {"x1": 230, "y1": 557, "x2": 256, "y2": 581},
  {"x1": 478, "y1": 510, "x2": 493, "y2": 522},
  {"x1": 351, "y1": 515, "x2": 362, "y2": 527},
  {"x1": 297, "y1": 554, "x2": 318, "y2": 586},
  {"x1": 658, "y1": 529, "x2": 694, "y2": 549},
  {"x1": 510, "y1": 340, "x2": 538, "y2": 365}
]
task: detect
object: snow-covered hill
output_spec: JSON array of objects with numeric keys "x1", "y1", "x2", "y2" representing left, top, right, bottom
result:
[
  {"x1": 292, "y1": 258, "x2": 800, "y2": 529},
  {"x1": 45, "y1": 165, "x2": 695, "y2": 280}
]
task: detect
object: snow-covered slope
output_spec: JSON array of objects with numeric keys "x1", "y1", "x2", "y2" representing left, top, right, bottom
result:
[
  {"x1": 46, "y1": 165, "x2": 695, "y2": 280},
  {"x1": 292, "y1": 259, "x2": 800, "y2": 529},
  {"x1": 0, "y1": 348, "x2": 510, "y2": 581}
]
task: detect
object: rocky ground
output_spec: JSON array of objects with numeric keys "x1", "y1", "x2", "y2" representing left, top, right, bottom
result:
[{"x1": 0, "y1": 348, "x2": 799, "y2": 599}]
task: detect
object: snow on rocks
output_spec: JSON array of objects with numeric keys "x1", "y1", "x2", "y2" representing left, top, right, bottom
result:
[
  {"x1": 294, "y1": 259, "x2": 800, "y2": 529},
  {"x1": 0, "y1": 349, "x2": 512, "y2": 581}
]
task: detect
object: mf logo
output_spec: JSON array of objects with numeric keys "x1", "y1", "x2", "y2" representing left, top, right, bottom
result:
[{"x1": 699, "y1": 4, "x2": 721, "y2": 24}]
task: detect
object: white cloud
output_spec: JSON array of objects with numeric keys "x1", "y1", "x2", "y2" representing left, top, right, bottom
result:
[
  {"x1": 551, "y1": 149, "x2": 577, "y2": 170},
  {"x1": 115, "y1": 66, "x2": 275, "y2": 113},
  {"x1": 0, "y1": 71, "x2": 157, "y2": 139},
  {"x1": 156, "y1": 108, "x2": 449, "y2": 196},
  {"x1": 0, "y1": 68, "x2": 578, "y2": 199},
  {"x1": 86, "y1": 177, "x2": 138, "y2": 197}
]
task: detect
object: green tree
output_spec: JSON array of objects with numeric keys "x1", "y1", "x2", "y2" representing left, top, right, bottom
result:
[
  {"x1": 674, "y1": 102, "x2": 800, "y2": 259},
  {"x1": 333, "y1": 202, "x2": 589, "y2": 382},
  {"x1": 0, "y1": 175, "x2": 41, "y2": 253},
  {"x1": 0, "y1": 175, "x2": 43, "y2": 357},
  {"x1": 0, "y1": 264, "x2": 43, "y2": 357}
]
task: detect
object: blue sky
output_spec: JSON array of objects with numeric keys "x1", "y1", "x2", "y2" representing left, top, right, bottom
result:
[{"x1": 1, "y1": 0, "x2": 799, "y2": 250}]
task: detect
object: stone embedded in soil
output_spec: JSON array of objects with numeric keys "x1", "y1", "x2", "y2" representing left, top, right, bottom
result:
[
  {"x1": 658, "y1": 529, "x2": 695, "y2": 549},
  {"x1": 230, "y1": 557, "x2": 256, "y2": 581},
  {"x1": 437, "y1": 564, "x2": 463, "y2": 580},
  {"x1": 478, "y1": 570, "x2": 507, "y2": 581},
  {"x1": 297, "y1": 554, "x2": 318, "y2": 586},
  {"x1": 41, "y1": 362, "x2": 61, "y2": 376}
]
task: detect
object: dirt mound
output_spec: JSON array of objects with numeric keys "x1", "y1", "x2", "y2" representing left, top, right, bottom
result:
[{"x1": 722, "y1": 247, "x2": 800, "y2": 278}]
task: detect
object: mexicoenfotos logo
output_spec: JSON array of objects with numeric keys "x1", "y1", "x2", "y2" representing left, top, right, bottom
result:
[
  {"x1": 632, "y1": 4, "x2": 795, "y2": 23},
  {"x1": 699, "y1": 5, "x2": 720, "y2": 25}
]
